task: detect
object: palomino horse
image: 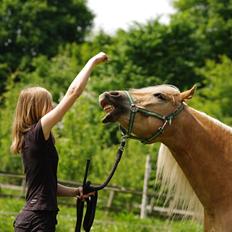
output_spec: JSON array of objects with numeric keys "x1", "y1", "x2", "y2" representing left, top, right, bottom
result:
[{"x1": 99, "y1": 84, "x2": 232, "y2": 232}]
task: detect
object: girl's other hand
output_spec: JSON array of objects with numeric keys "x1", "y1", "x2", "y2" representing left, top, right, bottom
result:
[{"x1": 76, "y1": 186, "x2": 95, "y2": 201}]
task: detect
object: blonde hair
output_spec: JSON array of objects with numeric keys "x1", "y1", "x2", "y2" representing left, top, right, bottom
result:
[
  {"x1": 156, "y1": 143, "x2": 203, "y2": 221},
  {"x1": 11, "y1": 87, "x2": 53, "y2": 154}
]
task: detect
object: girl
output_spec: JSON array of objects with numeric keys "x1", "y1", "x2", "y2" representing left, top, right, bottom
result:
[{"x1": 11, "y1": 52, "x2": 108, "y2": 231}]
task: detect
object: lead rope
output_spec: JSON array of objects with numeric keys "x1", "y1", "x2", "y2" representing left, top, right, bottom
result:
[{"x1": 75, "y1": 136, "x2": 127, "y2": 232}]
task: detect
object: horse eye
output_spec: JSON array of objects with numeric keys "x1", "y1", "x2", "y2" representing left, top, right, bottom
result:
[{"x1": 153, "y1": 93, "x2": 166, "y2": 100}]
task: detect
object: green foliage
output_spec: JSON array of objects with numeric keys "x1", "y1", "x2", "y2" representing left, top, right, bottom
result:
[
  {"x1": 0, "y1": 0, "x2": 93, "y2": 59},
  {"x1": 0, "y1": 0, "x2": 94, "y2": 94},
  {"x1": 191, "y1": 56, "x2": 232, "y2": 124},
  {"x1": 0, "y1": 74, "x2": 25, "y2": 172},
  {"x1": 0, "y1": 63, "x2": 9, "y2": 98},
  {"x1": 89, "y1": 13, "x2": 231, "y2": 94},
  {"x1": 173, "y1": 0, "x2": 232, "y2": 59},
  {"x1": 123, "y1": 20, "x2": 203, "y2": 87}
]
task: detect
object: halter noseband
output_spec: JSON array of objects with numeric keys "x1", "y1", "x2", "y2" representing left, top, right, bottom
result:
[{"x1": 120, "y1": 91, "x2": 184, "y2": 144}]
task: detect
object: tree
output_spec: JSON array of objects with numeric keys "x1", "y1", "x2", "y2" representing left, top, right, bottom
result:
[
  {"x1": 88, "y1": 20, "x2": 206, "y2": 94},
  {"x1": 89, "y1": 0, "x2": 232, "y2": 92},
  {"x1": 173, "y1": 0, "x2": 232, "y2": 60},
  {"x1": 0, "y1": 0, "x2": 94, "y2": 95},
  {"x1": 191, "y1": 56, "x2": 232, "y2": 125},
  {"x1": 122, "y1": 20, "x2": 204, "y2": 88}
]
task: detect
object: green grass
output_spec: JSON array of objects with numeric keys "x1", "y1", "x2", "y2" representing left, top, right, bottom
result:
[{"x1": 0, "y1": 197, "x2": 203, "y2": 232}]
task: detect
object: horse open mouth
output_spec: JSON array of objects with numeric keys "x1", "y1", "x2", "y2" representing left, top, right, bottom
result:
[{"x1": 99, "y1": 97, "x2": 120, "y2": 123}]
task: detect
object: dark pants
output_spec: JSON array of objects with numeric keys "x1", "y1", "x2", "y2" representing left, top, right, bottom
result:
[{"x1": 14, "y1": 210, "x2": 57, "y2": 232}]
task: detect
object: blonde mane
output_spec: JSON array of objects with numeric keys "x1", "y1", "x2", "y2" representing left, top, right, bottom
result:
[{"x1": 156, "y1": 143, "x2": 204, "y2": 221}]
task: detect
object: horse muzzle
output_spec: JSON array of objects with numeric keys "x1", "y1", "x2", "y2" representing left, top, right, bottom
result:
[{"x1": 99, "y1": 91, "x2": 129, "y2": 123}]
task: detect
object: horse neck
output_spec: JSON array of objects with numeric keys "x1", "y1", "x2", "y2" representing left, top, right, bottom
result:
[
  {"x1": 163, "y1": 106, "x2": 232, "y2": 155},
  {"x1": 160, "y1": 106, "x2": 232, "y2": 210},
  {"x1": 190, "y1": 107, "x2": 232, "y2": 145}
]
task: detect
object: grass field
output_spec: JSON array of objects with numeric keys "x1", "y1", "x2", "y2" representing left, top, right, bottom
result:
[{"x1": 0, "y1": 197, "x2": 203, "y2": 232}]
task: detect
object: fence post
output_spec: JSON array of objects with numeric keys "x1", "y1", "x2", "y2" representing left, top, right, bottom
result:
[
  {"x1": 107, "y1": 190, "x2": 115, "y2": 209},
  {"x1": 140, "y1": 154, "x2": 151, "y2": 219}
]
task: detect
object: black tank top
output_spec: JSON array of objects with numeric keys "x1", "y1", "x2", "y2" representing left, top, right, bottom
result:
[{"x1": 22, "y1": 120, "x2": 59, "y2": 211}]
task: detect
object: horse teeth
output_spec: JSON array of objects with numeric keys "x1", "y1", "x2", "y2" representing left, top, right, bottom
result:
[{"x1": 104, "y1": 105, "x2": 114, "y2": 113}]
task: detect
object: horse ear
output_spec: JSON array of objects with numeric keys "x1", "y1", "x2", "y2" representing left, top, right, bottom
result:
[{"x1": 180, "y1": 85, "x2": 196, "y2": 102}]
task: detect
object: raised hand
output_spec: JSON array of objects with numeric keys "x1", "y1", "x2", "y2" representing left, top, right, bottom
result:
[{"x1": 91, "y1": 52, "x2": 108, "y2": 65}]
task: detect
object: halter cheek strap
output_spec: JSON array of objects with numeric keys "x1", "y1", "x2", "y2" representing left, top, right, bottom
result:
[{"x1": 121, "y1": 91, "x2": 184, "y2": 144}]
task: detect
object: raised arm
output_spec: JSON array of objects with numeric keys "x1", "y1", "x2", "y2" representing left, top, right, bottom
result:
[{"x1": 41, "y1": 52, "x2": 108, "y2": 139}]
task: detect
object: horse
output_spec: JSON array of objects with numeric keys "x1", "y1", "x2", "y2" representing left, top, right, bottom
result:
[{"x1": 99, "y1": 84, "x2": 232, "y2": 232}]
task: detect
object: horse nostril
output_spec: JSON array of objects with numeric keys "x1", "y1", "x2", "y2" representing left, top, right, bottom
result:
[{"x1": 109, "y1": 91, "x2": 120, "y2": 98}]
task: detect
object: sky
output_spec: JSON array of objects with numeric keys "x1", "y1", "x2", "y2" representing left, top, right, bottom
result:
[{"x1": 87, "y1": 0, "x2": 175, "y2": 34}]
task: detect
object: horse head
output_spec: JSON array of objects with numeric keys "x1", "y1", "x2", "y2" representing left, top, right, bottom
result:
[{"x1": 99, "y1": 84, "x2": 196, "y2": 143}]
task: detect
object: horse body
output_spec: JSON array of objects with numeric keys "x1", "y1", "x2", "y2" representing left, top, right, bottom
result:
[{"x1": 99, "y1": 85, "x2": 232, "y2": 231}]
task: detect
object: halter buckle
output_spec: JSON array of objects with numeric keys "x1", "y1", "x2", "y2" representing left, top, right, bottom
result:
[{"x1": 130, "y1": 104, "x2": 138, "y2": 113}]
